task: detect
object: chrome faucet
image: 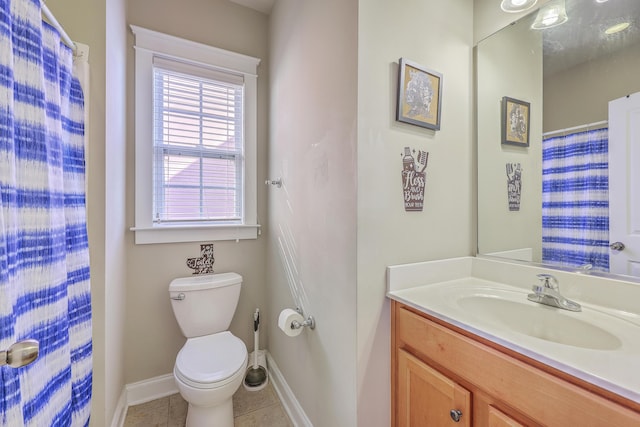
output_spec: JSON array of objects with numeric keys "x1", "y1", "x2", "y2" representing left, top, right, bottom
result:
[{"x1": 527, "y1": 274, "x2": 581, "y2": 312}]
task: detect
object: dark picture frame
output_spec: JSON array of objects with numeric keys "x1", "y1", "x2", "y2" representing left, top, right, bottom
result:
[
  {"x1": 396, "y1": 58, "x2": 443, "y2": 131},
  {"x1": 501, "y1": 96, "x2": 530, "y2": 147}
]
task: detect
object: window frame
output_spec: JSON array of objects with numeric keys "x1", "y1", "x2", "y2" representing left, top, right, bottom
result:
[{"x1": 131, "y1": 26, "x2": 260, "y2": 244}]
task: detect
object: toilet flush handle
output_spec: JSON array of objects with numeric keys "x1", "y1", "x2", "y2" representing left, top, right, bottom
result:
[{"x1": 170, "y1": 293, "x2": 185, "y2": 301}]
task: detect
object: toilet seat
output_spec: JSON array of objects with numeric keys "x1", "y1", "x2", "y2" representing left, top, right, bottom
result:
[{"x1": 175, "y1": 331, "x2": 247, "y2": 390}]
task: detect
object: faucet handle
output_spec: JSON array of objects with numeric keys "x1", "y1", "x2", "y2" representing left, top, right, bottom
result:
[{"x1": 536, "y1": 273, "x2": 559, "y2": 290}]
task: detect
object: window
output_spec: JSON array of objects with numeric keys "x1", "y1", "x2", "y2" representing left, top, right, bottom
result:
[
  {"x1": 153, "y1": 62, "x2": 244, "y2": 224},
  {"x1": 131, "y1": 26, "x2": 260, "y2": 244}
]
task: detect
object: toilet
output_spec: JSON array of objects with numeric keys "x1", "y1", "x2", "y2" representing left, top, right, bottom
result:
[{"x1": 169, "y1": 273, "x2": 248, "y2": 427}]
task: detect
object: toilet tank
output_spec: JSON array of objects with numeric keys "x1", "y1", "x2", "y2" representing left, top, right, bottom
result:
[{"x1": 169, "y1": 272, "x2": 242, "y2": 338}]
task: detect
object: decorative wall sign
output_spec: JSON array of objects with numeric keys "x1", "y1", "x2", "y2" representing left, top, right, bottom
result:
[
  {"x1": 501, "y1": 96, "x2": 530, "y2": 147},
  {"x1": 401, "y1": 147, "x2": 429, "y2": 211},
  {"x1": 396, "y1": 58, "x2": 443, "y2": 131},
  {"x1": 187, "y1": 243, "x2": 215, "y2": 274},
  {"x1": 506, "y1": 163, "x2": 522, "y2": 211}
]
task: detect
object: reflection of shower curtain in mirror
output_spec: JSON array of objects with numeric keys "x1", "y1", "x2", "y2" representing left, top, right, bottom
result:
[{"x1": 542, "y1": 127, "x2": 609, "y2": 270}]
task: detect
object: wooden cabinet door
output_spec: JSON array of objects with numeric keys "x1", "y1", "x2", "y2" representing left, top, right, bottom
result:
[
  {"x1": 488, "y1": 405, "x2": 525, "y2": 427},
  {"x1": 397, "y1": 349, "x2": 471, "y2": 426}
]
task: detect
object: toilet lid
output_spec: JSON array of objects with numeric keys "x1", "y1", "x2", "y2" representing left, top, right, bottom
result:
[{"x1": 175, "y1": 332, "x2": 247, "y2": 388}]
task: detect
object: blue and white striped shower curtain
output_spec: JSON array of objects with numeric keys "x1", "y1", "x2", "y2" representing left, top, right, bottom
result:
[
  {"x1": 0, "y1": 0, "x2": 92, "y2": 425},
  {"x1": 542, "y1": 127, "x2": 609, "y2": 271}
]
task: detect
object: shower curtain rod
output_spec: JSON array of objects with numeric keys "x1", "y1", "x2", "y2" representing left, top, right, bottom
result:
[
  {"x1": 41, "y1": 2, "x2": 77, "y2": 54},
  {"x1": 543, "y1": 120, "x2": 608, "y2": 138}
]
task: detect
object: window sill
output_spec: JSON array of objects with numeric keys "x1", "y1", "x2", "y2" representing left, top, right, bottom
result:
[{"x1": 130, "y1": 224, "x2": 260, "y2": 245}]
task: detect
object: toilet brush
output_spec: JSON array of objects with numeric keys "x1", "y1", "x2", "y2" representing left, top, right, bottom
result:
[{"x1": 244, "y1": 309, "x2": 267, "y2": 389}]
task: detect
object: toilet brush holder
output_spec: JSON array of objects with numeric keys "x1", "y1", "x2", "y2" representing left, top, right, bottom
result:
[
  {"x1": 244, "y1": 350, "x2": 268, "y2": 391},
  {"x1": 244, "y1": 309, "x2": 268, "y2": 391}
]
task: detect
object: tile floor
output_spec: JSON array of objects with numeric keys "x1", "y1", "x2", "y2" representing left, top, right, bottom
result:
[{"x1": 123, "y1": 381, "x2": 293, "y2": 427}]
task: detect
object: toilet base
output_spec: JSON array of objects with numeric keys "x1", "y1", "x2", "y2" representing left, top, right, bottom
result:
[
  {"x1": 173, "y1": 333, "x2": 248, "y2": 427},
  {"x1": 186, "y1": 399, "x2": 233, "y2": 427}
]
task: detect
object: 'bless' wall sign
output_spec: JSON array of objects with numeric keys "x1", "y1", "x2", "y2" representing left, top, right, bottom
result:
[{"x1": 401, "y1": 147, "x2": 428, "y2": 212}]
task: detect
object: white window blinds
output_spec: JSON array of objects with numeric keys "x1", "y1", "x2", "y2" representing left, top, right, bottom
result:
[{"x1": 152, "y1": 61, "x2": 245, "y2": 224}]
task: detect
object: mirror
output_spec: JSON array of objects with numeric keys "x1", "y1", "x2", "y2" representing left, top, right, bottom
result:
[{"x1": 477, "y1": 0, "x2": 640, "y2": 279}]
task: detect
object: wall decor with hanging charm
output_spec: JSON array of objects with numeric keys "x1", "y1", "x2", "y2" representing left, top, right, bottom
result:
[
  {"x1": 506, "y1": 162, "x2": 522, "y2": 211},
  {"x1": 401, "y1": 147, "x2": 429, "y2": 212}
]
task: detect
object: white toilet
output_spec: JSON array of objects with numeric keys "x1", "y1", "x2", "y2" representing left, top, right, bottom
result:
[{"x1": 169, "y1": 273, "x2": 248, "y2": 427}]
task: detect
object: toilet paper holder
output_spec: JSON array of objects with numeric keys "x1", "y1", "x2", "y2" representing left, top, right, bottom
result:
[{"x1": 292, "y1": 307, "x2": 316, "y2": 330}]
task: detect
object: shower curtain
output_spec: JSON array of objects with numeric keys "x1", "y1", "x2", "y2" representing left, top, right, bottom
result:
[
  {"x1": 542, "y1": 127, "x2": 609, "y2": 271},
  {"x1": 0, "y1": 1, "x2": 92, "y2": 426}
]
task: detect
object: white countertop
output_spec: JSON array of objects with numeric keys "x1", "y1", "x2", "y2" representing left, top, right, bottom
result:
[{"x1": 387, "y1": 256, "x2": 640, "y2": 404}]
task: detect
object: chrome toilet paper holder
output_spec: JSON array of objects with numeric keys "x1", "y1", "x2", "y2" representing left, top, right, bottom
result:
[{"x1": 292, "y1": 307, "x2": 316, "y2": 330}]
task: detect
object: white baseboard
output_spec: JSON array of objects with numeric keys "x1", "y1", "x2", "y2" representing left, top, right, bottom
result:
[
  {"x1": 109, "y1": 389, "x2": 128, "y2": 427},
  {"x1": 126, "y1": 373, "x2": 178, "y2": 406},
  {"x1": 109, "y1": 373, "x2": 178, "y2": 427},
  {"x1": 266, "y1": 352, "x2": 313, "y2": 427},
  {"x1": 109, "y1": 352, "x2": 312, "y2": 427}
]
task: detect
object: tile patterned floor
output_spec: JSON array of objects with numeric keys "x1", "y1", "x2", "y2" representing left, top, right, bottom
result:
[{"x1": 123, "y1": 381, "x2": 293, "y2": 427}]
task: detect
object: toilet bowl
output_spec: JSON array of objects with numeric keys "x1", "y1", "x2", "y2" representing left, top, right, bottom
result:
[
  {"x1": 174, "y1": 332, "x2": 248, "y2": 426},
  {"x1": 169, "y1": 273, "x2": 247, "y2": 427}
]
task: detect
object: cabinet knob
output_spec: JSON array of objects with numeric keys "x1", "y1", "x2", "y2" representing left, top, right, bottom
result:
[{"x1": 450, "y1": 409, "x2": 462, "y2": 422}]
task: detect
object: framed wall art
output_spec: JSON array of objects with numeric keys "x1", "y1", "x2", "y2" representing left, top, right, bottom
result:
[
  {"x1": 501, "y1": 96, "x2": 530, "y2": 147},
  {"x1": 396, "y1": 58, "x2": 443, "y2": 131}
]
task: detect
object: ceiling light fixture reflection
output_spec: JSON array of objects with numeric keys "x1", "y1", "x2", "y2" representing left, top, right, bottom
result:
[
  {"x1": 531, "y1": 0, "x2": 568, "y2": 29},
  {"x1": 605, "y1": 22, "x2": 631, "y2": 35},
  {"x1": 501, "y1": 0, "x2": 538, "y2": 13}
]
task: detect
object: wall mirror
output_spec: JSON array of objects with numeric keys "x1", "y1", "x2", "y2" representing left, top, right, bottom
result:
[{"x1": 476, "y1": 0, "x2": 640, "y2": 279}]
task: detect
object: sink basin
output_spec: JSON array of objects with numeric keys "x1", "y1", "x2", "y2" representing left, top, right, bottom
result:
[{"x1": 457, "y1": 295, "x2": 622, "y2": 350}]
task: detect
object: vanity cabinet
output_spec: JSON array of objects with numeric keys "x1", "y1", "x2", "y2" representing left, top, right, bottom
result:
[
  {"x1": 486, "y1": 406, "x2": 523, "y2": 427},
  {"x1": 397, "y1": 348, "x2": 471, "y2": 426},
  {"x1": 391, "y1": 301, "x2": 640, "y2": 427}
]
